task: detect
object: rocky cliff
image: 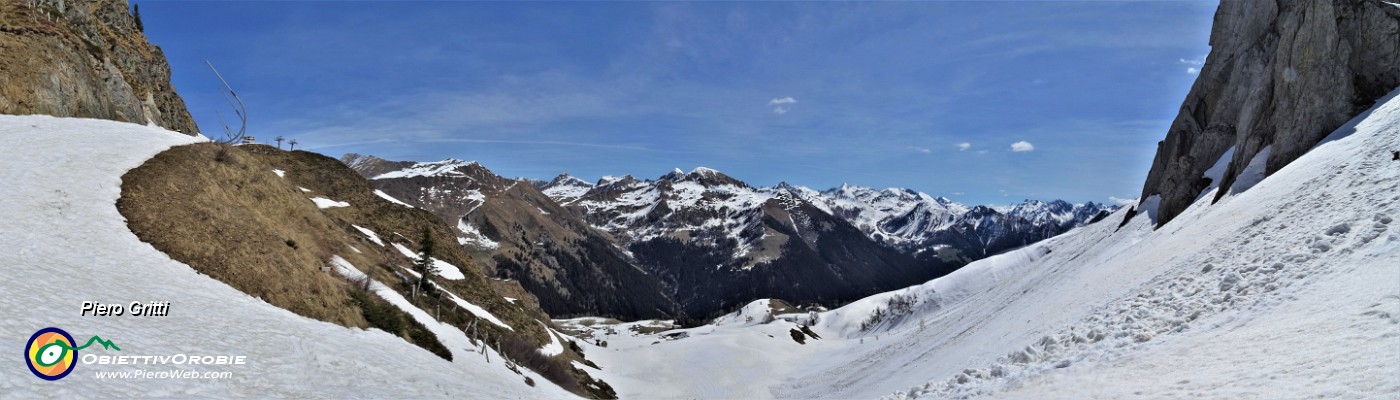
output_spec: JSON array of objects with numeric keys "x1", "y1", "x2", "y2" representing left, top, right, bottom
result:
[
  {"x1": 1140, "y1": 0, "x2": 1399, "y2": 226},
  {"x1": 0, "y1": 0, "x2": 197, "y2": 134}
]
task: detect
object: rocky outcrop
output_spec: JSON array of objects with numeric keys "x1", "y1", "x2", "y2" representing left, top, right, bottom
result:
[
  {"x1": 0, "y1": 0, "x2": 197, "y2": 134},
  {"x1": 1140, "y1": 0, "x2": 1399, "y2": 226},
  {"x1": 340, "y1": 153, "x2": 416, "y2": 178}
]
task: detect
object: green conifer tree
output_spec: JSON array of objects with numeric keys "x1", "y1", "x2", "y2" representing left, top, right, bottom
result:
[
  {"x1": 414, "y1": 227, "x2": 439, "y2": 295},
  {"x1": 132, "y1": 4, "x2": 144, "y2": 32}
]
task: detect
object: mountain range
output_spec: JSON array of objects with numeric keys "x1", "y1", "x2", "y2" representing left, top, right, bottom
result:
[
  {"x1": 342, "y1": 155, "x2": 1113, "y2": 321},
  {"x1": 6, "y1": 0, "x2": 1398, "y2": 398}
]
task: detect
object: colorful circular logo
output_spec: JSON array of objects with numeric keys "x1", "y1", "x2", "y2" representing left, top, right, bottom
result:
[{"x1": 26, "y1": 327, "x2": 77, "y2": 381}]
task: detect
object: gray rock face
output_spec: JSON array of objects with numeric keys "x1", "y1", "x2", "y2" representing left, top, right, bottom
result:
[
  {"x1": 339, "y1": 153, "x2": 415, "y2": 178},
  {"x1": 1140, "y1": 0, "x2": 1399, "y2": 226},
  {"x1": 0, "y1": 0, "x2": 197, "y2": 134}
]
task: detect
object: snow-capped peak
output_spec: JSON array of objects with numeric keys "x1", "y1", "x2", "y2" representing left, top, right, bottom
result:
[
  {"x1": 541, "y1": 173, "x2": 594, "y2": 202},
  {"x1": 545, "y1": 173, "x2": 592, "y2": 188},
  {"x1": 690, "y1": 166, "x2": 721, "y2": 175},
  {"x1": 660, "y1": 168, "x2": 687, "y2": 181},
  {"x1": 598, "y1": 175, "x2": 639, "y2": 187},
  {"x1": 772, "y1": 181, "x2": 801, "y2": 192}
]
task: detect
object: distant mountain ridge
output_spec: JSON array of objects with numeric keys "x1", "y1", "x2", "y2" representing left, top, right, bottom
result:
[
  {"x1": 540, "y1": 167, "x2": 938, "y2": 319},
  {"x1": 539, "y1": 168, "x2": 1113, "y2": 262},
  {"x1": 344, "y1": 154, "x2": 1113, "y2": 321}
]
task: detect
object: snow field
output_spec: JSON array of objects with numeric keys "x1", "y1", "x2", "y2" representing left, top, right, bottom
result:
[
  {"x1": 351, "y1": 224, "x2": 385, "y2": 246},
  {"x1": 372, "y1": 159, "x2": 476, "y2": 179},
  {"x1": 373, "y1": 189, "x2": 415, "y2": 208},
  {"x1": 309, "y1": 196, "x2": 350, "y2": 209},
  {"x1": 885, "y1": 87, "x2": 1400, "y2": 398},
  {"x1": 389, "y1": 242, "x2": 467, "y2": 280}
]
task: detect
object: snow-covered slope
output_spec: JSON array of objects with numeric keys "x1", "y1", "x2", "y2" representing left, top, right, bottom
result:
[
  {"x1": 0, "y1": 115, "x2": 572, "y2": 398},
  {"x1": 566, "y1": 88, "x2": 1400, "y2": 399},
  {"x1": 371, "y1": 158, "x2": 480, "y2": 179}
]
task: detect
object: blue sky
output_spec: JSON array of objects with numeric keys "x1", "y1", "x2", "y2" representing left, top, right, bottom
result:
[{"x1": 141, "y1": 1, "x2": 1215, "y2": 205}]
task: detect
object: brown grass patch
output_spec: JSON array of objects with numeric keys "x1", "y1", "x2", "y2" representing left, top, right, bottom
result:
[
  {"x1": 117, "y1": 143, "x2": 623, "y2": 392},
  {"x1": 118, "y1": 143, "x2": 461, "y2": 359},
  {"x1": 119, "y1": 143, "x2": 368, "y2": 326}
]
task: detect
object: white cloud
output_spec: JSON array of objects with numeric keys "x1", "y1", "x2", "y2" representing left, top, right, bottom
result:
[
  {"x1": 769, "y1": 97, "x2": 796, "y2": 114},
  {"x1": 1010, "y1": 141, "x2": 1035, "y2": 152},
  {"x1": 1179, "y1": 56, "x2": 1205, "y2": 74},
  {"x1": 908, "y1": 146, "x2": 931, "y2": 154},
  {"x1": 952, "y1": 192, "x2": 965, "y2": 196},
  {"x1": 768, "y1": 97, "x2": 797, "y2": 105},
  {"x1": 957, "y1": 142, "x2": 971, "y2": 151},
  {"x1": 1108, "y1": 196, "x2": 1139, "y2": 206}
]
